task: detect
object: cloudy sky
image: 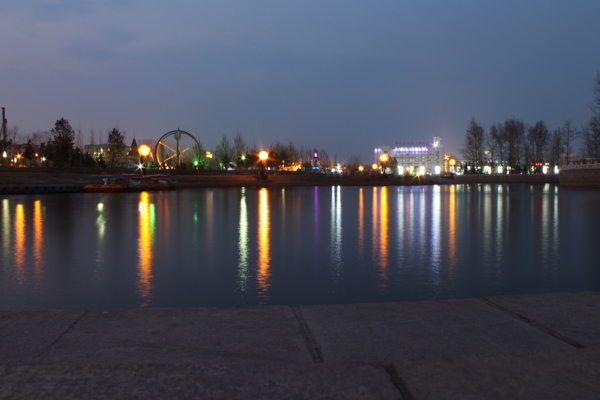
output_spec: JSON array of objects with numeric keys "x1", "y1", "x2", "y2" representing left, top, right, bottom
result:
[{"x1": 2, "y1": 0, "x2": 600, "y2": 163}]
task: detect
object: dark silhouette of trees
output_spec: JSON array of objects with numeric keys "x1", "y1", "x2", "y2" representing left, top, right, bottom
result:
[
  {"x1": 461, "y1": 117, "x2": 485, "y2": 171},
  {"x1": 107, "y1": 128, "x2": 125, "y2": 168},
  {"x1": 48, "y1": 118, "x2": 75, "y2": 167}
]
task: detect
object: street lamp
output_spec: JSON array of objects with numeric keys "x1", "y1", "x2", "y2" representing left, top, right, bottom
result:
[
  {"x1": 258, "y1": 150, "x2": 268, "y2": 181},
  {"x1": 138, "y1": 144, "x2": 151, "y2": 174},
  {"x1": 449, "y1": 158, "x2": 456, "y2": 173},
  {"x1": 358, "y1": 165, "x2": 364, "y2": 173},
  {"x1": 379, "y1": 154, "x2": 388, "y2": 176}
]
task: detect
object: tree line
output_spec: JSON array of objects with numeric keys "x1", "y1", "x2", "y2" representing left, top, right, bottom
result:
[
  {"x1": 462, "y1": 72, "x2": 600, "y2": 173},
  {"x1": 0, "y1": 119, "x2": 356, "y2": 171}
]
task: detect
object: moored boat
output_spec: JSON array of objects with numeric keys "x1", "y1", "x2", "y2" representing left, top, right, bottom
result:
[
  {"x1": 83, "y1": 176, "x2": 142, "y2": 193},
  {"x1": 123, "y1": 174, "x2": 177, "y2": 191}
]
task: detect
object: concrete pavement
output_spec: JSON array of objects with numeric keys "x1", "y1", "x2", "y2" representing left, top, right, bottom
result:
[{"x1": 1, "y1": 291, "x2": 599, "y2": 399}]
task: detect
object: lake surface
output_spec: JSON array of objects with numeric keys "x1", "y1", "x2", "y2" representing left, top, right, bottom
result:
[{"x1": 1, "y1": 184, "x2": 600, "y2": 309}]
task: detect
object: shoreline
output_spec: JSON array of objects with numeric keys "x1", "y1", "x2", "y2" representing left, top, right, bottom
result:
[{"x1": 1, "y1": 169, "x2": 558, "y2": 189}]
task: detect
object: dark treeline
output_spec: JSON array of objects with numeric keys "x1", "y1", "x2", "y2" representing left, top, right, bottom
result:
[
  {"x1": 0, "y1": 118, "x2": 353, "y2": 171},
  {"x1": 462, "y1": 72, "x2": 600, "y2": 173}
]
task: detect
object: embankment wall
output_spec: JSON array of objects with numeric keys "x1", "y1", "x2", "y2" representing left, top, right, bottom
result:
[
  {"x1": 453, "y1": 174, "x2": 558, "y2": 184},
  {"x1": 559, "y1": 165, "x2": 600, "y2": 188}
]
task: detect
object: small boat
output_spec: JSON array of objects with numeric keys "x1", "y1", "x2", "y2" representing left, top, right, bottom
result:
[
  {"x1": 83, "y1": 175, "x2": 142, "y2": 193},
  {"x1": 123, "y1": 174, "x2": 177, "y2": 191}
]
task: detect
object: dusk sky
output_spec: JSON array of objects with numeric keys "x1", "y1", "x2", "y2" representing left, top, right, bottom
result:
[{"x1": 2, "y1": 0, "x2": 600, "y2": 163}]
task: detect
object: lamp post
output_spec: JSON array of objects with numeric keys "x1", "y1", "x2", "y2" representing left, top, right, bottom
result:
[{"x1": 258, "y1": 150, "x2": 268, "y2": 181}]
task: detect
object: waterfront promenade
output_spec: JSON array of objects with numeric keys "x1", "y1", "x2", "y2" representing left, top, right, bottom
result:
[{"x1": 1, "y1": 291, "x2": 599, "y2": 399}]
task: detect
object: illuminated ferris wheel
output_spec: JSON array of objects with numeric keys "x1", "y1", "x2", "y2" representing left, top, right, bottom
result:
[{"x1": 154, "y1": 129, "x2": 202, "y2": 168}]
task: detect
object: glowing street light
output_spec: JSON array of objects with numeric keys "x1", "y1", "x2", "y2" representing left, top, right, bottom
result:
[
  {"x1": 138, "y1": 144, "x2": 152, "y2": 174},
  {"x1": 358, "y1": 165, "x2": 364, "y2": 173},
  {"x1": 138, "y1": 145, "x2": 151, "y2": 157},
  {"x1": 379, "y1": 153, "x2": 388, "y2": 176},
  {"x1": 258, "y1": 150, "x2": 268, "y2": 181}
]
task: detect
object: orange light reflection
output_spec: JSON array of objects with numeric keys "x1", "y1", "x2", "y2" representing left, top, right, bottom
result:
[
  {"x1": 15, "y1": 204, "x2": 25, "y2": 284},
  {"x1": 257, "y1": 188, "x2": 271, "y2": 302},
  {"x1": 33, "y1": 200, "x2": 44, "y2": 281},
  {"x1": 137, "y1": 192, "x2": 154, "y2": 306},
  {"x1": 378, "y1": 187, "x2": 389, "y2": 289}
]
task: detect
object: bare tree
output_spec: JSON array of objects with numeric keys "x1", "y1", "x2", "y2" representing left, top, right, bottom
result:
[
  {"x1": 560, "y1": 120, "x2": 580, "y2": 165},
  {"x1": 489, "y1": 123, "x2": 505, "y2": 170},
  {"x1": 548, "y1": 128, "x2": 564, "y2": 170},
  {"x1": 591, "y1": 71, "x2": 600, "y2": 114},
  {"x1": 214, "y1": 133, "x2": 233, "y2": 169},
  {"x1": 461, "y1": 117, "x2": 485, "y2": 170},
  {"x1": 581, "y1": 115, "x2": 600, "y2": 161},
  {"x1": 502, "y1": 119, "x2": 525, "y2": 171},
  {"x1": 526, "y1": 121, "x2": 549, "y2": 171}
]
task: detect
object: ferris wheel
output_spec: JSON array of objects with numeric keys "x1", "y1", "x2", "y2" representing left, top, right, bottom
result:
[{"x1": 154, "y1": 129, "x2": 202, "y2": 168}]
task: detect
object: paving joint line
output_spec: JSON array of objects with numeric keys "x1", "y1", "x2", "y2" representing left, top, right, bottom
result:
[
  {"x1": 33, "y1": 310, "x2": 90, "y2": 365},
  {"x1": 291, "y1": 306, "x2": 324, "y2": 363},
  {"x1": 384, "y1": 363, "x2": 415, "y2": 400},
  {"x1": 480, "y1": 297, "x2": 586, "y2": 349}
]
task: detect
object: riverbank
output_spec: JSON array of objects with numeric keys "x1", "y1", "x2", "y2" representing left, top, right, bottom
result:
[
  {"x1": 1, "y1": 169, "x2": 558, "y2": 190},
  {"x1": 1, "y1": 291, "x2": 598, "y2": 399}
]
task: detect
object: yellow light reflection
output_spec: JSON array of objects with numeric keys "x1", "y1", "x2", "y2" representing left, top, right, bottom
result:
[
  {"x1": 137, "y1": 192, "x2": 154, "y2": 306},
  {"x1": 257, "y1": 188, "x2": 271, "y2": 302},
  {"x1": 447, "y1": 185, "x2": 457, "y2": 272},
  {"x1": 15, "y1": 204, "x2": 25, "y2": 284},
  {"x1": 33, "y1": 200, "x2": 44, "y2": 281},
  {"x1": 358, "y1": 188, "x2": 364, "y2": 260},
  {"x1": 378, "y1": 187, "x2": 389, "y2": 289}
]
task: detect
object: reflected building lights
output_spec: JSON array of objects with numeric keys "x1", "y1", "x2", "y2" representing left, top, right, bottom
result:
[
  {"x1": 257, "y1": 188, "x2": 271, "y2": 302},
  {"x1": 137, "y1": 192, "x2": 155, "y2": 307},
  {"x1": 430, "y1": 186, "x2": 441, "y2": 279},
  {"x1": 330, "y1": 186, "x2": 343, "y2": 277}
]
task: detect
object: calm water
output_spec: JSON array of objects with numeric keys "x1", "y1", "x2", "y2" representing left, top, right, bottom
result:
[{"x1": 1, "y1": 184, "x2": 600, "y2": 310}]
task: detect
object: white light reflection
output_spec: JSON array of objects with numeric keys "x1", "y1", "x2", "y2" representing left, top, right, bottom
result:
[
  {"x1": 1, "y1": 199, "x2": 11, "y2": 267},
  {"x1": 237, "y1": 188, "x2": 249, "y2": 292},
  {"x1": 95, "y1": 200, "x2": 106, "y2": 276},
  {"x1": 330, "y1": 186, "x2": 343, "y2": 278},
  {"x1": 429, "y1": 186, "x2": 441, "y2": 281}
]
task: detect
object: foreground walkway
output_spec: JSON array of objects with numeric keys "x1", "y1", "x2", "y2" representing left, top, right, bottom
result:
[{"x1": 1, "y1": 291, "x2": 599, "y2": 399}]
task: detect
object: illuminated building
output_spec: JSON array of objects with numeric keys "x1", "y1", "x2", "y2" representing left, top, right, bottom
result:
[{"x1": 374, "y1": 137, "x2": 442, "y2": 175}]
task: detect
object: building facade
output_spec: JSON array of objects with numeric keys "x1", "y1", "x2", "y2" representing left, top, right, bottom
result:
[{"x1": 374, "y1": 137, "x2": 442, "y2": 175}]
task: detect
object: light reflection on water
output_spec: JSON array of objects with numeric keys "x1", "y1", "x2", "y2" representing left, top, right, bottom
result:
[{"x1": 1, "y1": 184, "x2": 600, "y2": 310}]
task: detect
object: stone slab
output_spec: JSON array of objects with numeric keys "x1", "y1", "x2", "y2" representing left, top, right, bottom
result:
[
  {"x1": 299, "y1": 299, "x2": 572, "y2": 364},
  {"x1": 0, "y1": 310, "x2": 85, "y2": 364},
  {"x1": 41, "y1": 307, "x2": 314, "y2": 365},
  {"x1": 486, "y1": 291, "x2": 600, "y2": 347},
  {"x1": 0, "y1": 363, "x2": 400, "y2": 400},
  {"x1": 394, "y1": 347, "x2": 600, "y2": 400}
]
